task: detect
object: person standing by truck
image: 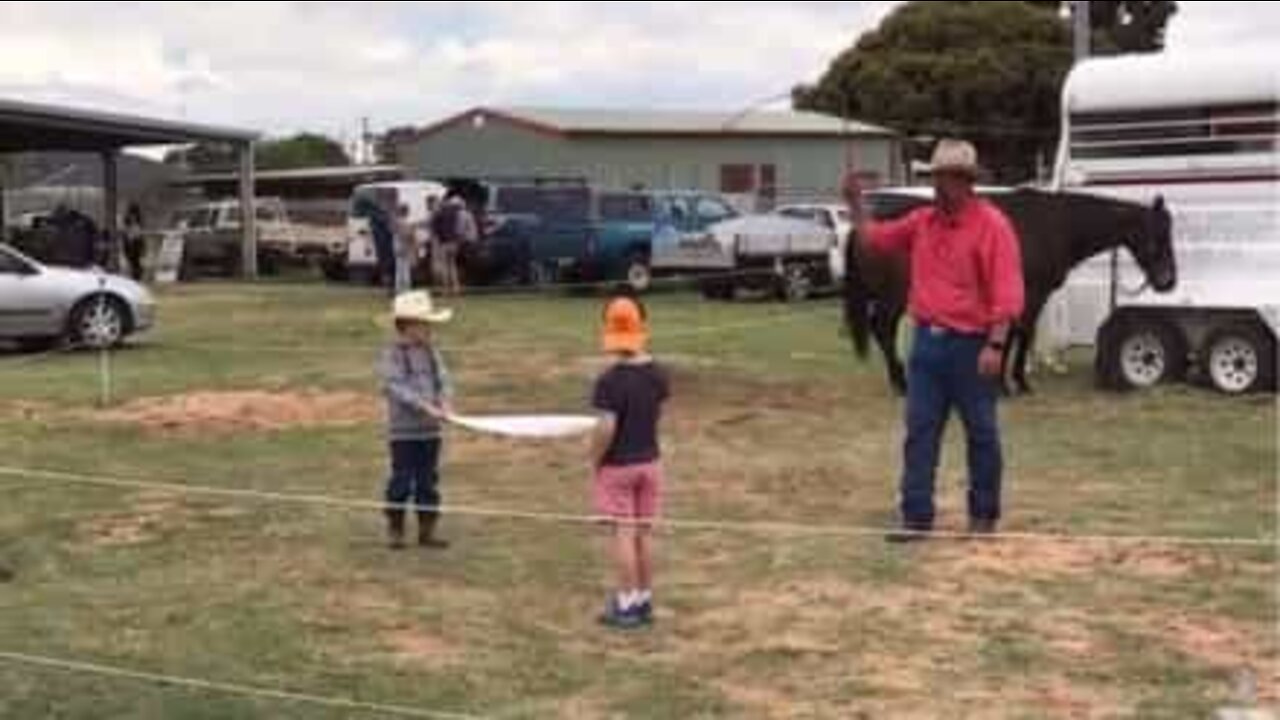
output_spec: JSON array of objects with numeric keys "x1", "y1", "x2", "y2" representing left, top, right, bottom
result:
[
  {"x1": 393, "y1": 203, "x2": 419, "y2": 295},
  {"x1": 122, "y1": 203, "x2": 147, "y2": 281},
  {"x1": 430, "y1": 196, "x2": 476, "y2": 296}
]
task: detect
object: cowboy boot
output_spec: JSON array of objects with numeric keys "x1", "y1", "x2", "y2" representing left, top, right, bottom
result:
[
  {"x1": 418, "y1": 512, "x2": 450, "y2": 550},
  {"x1": 385, "y1": 510, "x2": 407, "y2": 550}
]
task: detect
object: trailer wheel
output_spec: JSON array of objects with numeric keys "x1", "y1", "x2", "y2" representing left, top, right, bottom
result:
[
  {"x1": 1205, "y1": 323, "x2": 1276, "y2": 395},
  {"x1": 1097, "y1": 316, "x2": 1187, "y2": 392}
]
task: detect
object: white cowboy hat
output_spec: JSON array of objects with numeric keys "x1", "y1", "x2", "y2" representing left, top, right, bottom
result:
[
  {"x1": 392, "y1": 290, "x2": 454, "y2": 325},
  {"x1": 930, "y1": 139, "x2": 981, "y2": 178}
]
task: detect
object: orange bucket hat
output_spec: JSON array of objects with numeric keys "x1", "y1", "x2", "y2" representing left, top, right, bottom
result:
[{"x1": 602, "y1": 297, "x2": 649, "y2": 354}]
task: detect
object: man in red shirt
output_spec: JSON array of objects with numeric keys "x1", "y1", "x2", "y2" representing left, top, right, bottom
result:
[{"x1": 844, "y1": 140, "x2": 1025, "y2": 542}]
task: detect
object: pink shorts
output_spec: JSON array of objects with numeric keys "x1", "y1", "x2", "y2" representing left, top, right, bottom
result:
[{"x1": 594, "y1": 462, "x2": 663, "y2": 522}]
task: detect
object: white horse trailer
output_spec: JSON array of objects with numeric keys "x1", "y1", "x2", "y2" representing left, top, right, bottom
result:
[{"x1": 1050, "y1": 51, "x2": 1279, "y2": 394}]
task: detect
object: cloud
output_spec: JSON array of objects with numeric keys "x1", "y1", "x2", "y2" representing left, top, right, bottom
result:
[{"x1": 0, "y1": 1, "x2": 1271, "y2": 141}]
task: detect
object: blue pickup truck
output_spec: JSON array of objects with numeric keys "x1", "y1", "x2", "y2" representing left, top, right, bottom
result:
[{"x1": 476, "y1": 186, "x2": 738, "y2": 290}]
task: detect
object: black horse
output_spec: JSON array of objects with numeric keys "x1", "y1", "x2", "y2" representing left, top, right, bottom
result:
[{"x1": 843, "y1": 187, "x2": 1177, "y2": 395}]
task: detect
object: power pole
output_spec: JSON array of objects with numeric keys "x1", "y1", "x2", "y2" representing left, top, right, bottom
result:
[
  {"x1": 361, "y1": 116, "x2": 373, "y2": 165},
  {"x1": 1074, "y1": 0, "x2": 1092, "y2": 62}
]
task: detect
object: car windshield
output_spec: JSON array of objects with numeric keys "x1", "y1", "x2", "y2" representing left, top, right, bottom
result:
[
  {"x1": 176, "y1": 207, "x2": 217, "y2": 229},
  {"x1": 697, "y1": 197, "x2": 736, "y2": 223}
]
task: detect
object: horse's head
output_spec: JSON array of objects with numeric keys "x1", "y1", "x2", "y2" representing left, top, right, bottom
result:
[{"x1": 1126, "y1": 195, "x2": 1178, "y2": 294}]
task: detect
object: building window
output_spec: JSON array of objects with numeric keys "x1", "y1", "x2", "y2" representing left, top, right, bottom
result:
[{"x1": 720, "y1": 164, "x2": 756, "y2": 194}]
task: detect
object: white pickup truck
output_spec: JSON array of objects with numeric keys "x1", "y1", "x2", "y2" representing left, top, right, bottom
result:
[
  {"x1": 166, "y1": 198, "x2": 346, "y2": 279},
  {"x1": 651, "y1": 201, "x2": 838, "y2": 302}
]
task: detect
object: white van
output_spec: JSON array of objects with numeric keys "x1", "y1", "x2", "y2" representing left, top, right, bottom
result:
[{"x1": 345, "y1": 181, "x2": 449, "y2": 284}]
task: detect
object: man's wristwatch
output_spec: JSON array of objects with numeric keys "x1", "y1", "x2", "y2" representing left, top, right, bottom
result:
[{"x1": 986, "y1": 340, "x2": 1006, "y2": 351}]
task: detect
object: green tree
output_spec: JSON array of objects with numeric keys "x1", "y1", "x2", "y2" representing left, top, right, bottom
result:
[
  {"x1": 795, "y1": 1, "x2": 1074, "y2": 182},
  {"x1": 163, "y1": 142, "x2": 237, "y2": 171},
  {"x1": 1025, "y1": 0, "x2": 1178, "y2": 53},
  {"x1": 375, "y1": 126, "x2": 421, "y2": 166},
  {"x1": 256, "y1": 133, "x2": 351, "y2": 170},
  {"x1": 166, "y1": 133, "x2": 351, "y2": 172}
]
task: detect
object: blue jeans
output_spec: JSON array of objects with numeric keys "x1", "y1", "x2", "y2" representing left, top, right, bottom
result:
[
  {"x1": 386, "y1": 440, "x2": 442, "y2": 512},
  {"x1": 901, "y1": 325, "x2": 1003, "y2": 529}
]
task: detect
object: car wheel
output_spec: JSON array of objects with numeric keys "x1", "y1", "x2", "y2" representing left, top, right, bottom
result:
[
  {"x1": 1098, "y1": 317, "x2": 1186, "y2": 391},
  {"x1": 1205, "y1": 324, "x2": 1276, "y2": 395},
  {"x1": 69, "y1": 296, "x2": 129, "y2": 350}
]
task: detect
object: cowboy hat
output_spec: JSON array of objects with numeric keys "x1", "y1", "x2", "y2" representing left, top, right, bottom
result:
[
  {"x1": 392, "y1": 290, "x2": 454, "y2": 325},
  {"x1": 930, "y1": 139, "x2": 981, "y2": 178}
]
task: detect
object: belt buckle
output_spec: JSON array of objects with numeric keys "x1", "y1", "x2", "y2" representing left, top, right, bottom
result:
[{"x1": 928, "y1": 325, "x2": 947, "y2": 337}]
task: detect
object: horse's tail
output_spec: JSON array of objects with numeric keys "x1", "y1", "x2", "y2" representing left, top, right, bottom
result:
[{"x1": 843, "y1": 230, "x2": 872, "y2": 359}]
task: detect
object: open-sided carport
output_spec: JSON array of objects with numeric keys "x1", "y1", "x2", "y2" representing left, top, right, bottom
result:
[{"x1": 0, "y1": 98, "x2": 262, "y2": 276}]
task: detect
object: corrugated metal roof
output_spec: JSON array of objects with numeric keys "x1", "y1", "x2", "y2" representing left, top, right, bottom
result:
[
  {"x1": 0, "y1": 97, "x2": 259, "y2": 152},
  {"x1": 430, "y1": 106, "x2": 895, "y2": 139},
  {"x1": 176, "y1": 165, "x2": 405, "y2": 185}
]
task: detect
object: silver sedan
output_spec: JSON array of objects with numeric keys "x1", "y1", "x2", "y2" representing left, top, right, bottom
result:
[{"x1": 0, "y1": 243, "x2": 156, "y2": 349}]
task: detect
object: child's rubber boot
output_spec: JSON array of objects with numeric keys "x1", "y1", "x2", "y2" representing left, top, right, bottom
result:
[
  {"x1": 386, "y1": 510, "x2": 407, "y2": 551},
  {"x1": 418, "y1": 512, "x2": 450, "y2": 551}
]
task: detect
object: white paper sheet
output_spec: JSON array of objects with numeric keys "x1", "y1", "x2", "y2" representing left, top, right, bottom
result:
[{"x1": 447, "y1": 414, "x2": 599, "y2": 439}]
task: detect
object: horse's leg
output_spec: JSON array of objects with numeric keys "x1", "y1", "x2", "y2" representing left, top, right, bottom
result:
[
  {"x1": 1013, "y1": 325, "x2": 1037, "y2": 396},
  {"x1": 1014, "y1": 295, "x2": 1052, "y2": 396},
  {"x1": 873, "y1": 305, "x2": 908, "y2": 395}
]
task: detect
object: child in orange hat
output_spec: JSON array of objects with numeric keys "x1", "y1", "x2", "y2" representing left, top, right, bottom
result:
[{"x1": 590, "y1": 291, "x2": 670, "y2": 630}]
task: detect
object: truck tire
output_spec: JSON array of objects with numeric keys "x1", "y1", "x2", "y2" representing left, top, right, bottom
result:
[
  {"x1": 527, "y1": 261, "x2": 555, "y2": 288},
  {"x1": 1204, "y1": 323, "x2": 1276, "y2": 395},
  {"x1": 258, "y1": 251, "x2": 281, "y2": 277},
  {"x1": 625, "y1": 253, "x2": 653, "y2": 293},
  {"x1": 1097, "y1": 316, "x2": 1187, "y2": 392},
  {"x1": 321, "y1": 258, "x2": 348, "y2": 282},
  {"x1": 776, "y1": 264, "x2": 814, "y2": 303}
]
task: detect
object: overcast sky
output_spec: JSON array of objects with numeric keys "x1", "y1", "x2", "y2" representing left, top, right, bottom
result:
[{"x1": 2, "y1": 1, "x2": 1277, "y2": 145}]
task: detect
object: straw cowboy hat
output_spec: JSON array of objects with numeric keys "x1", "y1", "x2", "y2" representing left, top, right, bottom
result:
[
  {"x1": 930, "y1": 139, "x2": 981, "y2": 178},
  {"x1": 602, "y1": 296, "x2": 648, "y2": 354},
  {"x1": 392, "y1": 290, "x2": 454, "y2": 325}
]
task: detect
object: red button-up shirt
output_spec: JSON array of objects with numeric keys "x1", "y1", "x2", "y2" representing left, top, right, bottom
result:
[{"x1": 866, "y1": 198, "x2": 1025, "y2": 334}]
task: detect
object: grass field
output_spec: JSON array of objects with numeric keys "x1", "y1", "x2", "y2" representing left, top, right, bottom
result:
[{"x1": 0, "y1": 283, "x2": 1275, "y2": 719}]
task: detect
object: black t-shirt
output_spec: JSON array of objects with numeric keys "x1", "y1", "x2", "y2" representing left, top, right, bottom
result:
[{"x1": 592, "y1": 361, "x2": 670, "y2": 467}]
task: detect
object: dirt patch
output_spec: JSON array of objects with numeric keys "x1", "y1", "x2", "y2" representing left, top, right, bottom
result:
[
  {"x1": 384, "y1": 631, "x2": 463, "y2": 669},
  {"x1": 0, "y1": 401, "x2": 55, "y2": 422},
  {"x1": 925, "y1": 542, "x2": 1212, "y2": 583},
  {"x1": 310, "y1": 584, "x2": 480, "y2": 673},
  {"x1": 77, "y1": 494, "x2": 186, "y2": 547},
  {"x1": 95, "y1": 390, "x2": 379, "y2": 433},
  {"x1": 1138, "y1": 614, "x2": 1280, "y2": 702}
]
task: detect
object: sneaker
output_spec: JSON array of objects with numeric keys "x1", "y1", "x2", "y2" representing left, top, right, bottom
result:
[
  {"x1": 636, "y1": 601, "x2": 654, "y2": 626},
  {"x1": 598, "y1": 602, "x2": 646, "y2": 631}
]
